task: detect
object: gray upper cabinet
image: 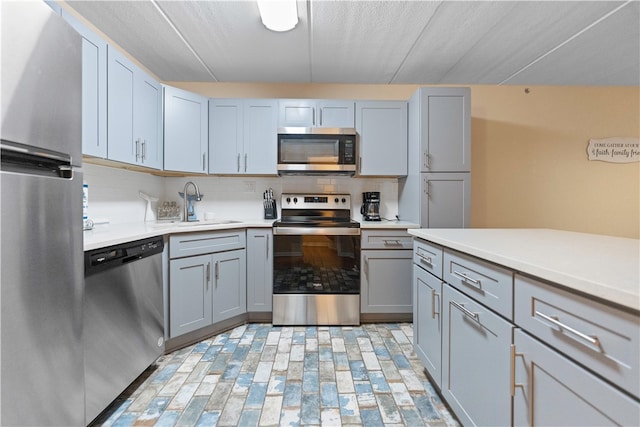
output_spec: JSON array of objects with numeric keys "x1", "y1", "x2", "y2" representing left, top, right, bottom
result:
[
  {"x1": 107, "y1": 46, "x2": 162, "y2": 169},
  {"x1": 355, "y1": 101, "x2": 408, "y2": 176},
  {"x1": 164, "y1": 86, "x2": 208, "y2": 174},
  {"x1": 209, "y1": 99, "x2": 277, "y2": 175},
  {"x1": 416, "y1": 87, "x2": 471, "y2": 172},
  {"x1": 278, "y1": 99, "x2": 355, "y2": 128},
  {"x1": 61, "y1": 10, "x2": 107, "y2": 158},
  {"x1": 399, "y1": 87, "x2": 471, "y2": 227}
]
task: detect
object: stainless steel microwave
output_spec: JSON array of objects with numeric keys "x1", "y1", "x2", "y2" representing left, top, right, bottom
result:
[{"x1": 277, "y1": 127, "x2": 357, "y2": 175}]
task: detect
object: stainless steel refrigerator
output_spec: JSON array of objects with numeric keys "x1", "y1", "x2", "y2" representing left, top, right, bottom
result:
[{"x1": 1, "y1": 1, "x2": 84, "y2": 425}]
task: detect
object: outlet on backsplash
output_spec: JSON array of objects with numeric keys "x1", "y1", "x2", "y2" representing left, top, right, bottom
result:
[{"x1": 243, "y1": 181, "x2": 256, "y2": 192}]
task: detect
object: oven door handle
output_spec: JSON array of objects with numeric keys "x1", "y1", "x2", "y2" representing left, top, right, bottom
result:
[{"x1": 273, "y1": 227, "x2": 361, "y2": 236}]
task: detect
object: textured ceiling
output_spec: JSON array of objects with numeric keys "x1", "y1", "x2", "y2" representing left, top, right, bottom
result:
[{"x1": 65, "y1": 0, "x2": 640, "y2": 85}]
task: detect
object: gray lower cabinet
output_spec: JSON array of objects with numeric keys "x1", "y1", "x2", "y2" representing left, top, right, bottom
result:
[
  {"x1": 442, "y1": 284, "x2": 514, "y2": 427},
  {"x1": 169, "y1": 254, "x2": 212, "y2": 337},
  {"x1": 513, "y1": 329, "x2": 639, "y2": 426},
  {"x1": 247, "y1": 229, "x2": 273, "y2": 312},
  {"x1": 361, "y1": 249, "x2": 412, "y2": 313},
  {"x1": 413, "y1": 264, "x2": 442, "y2": 388},
  {"x1": 212, "y1": 249, "x2": 247, "y2": 322},
  {"x1": 360, "y1": 230, "x2": 413, "y2": 314},
  {"x1": 413, "y1": 236, "x2": 640, "y2": 426},
  {"x1": 168, "y1": 231, "x2": 246, "y2": 339}
]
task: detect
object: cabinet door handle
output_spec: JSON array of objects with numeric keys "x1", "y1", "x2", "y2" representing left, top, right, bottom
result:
[
  {"x1": 142, "y1": 139, "x2": 147, "y2": 161},
  {"x1": 424, "y1": 152, "x2": 430, "y2": 169},
  {"x1": 423, "y1": 179, "x2": 429, "y2": 197},
  {"x1": 319, "y1": 108, "x2": 322, "y2": 126},
  {"x1": 202, "y1": 153, "x2": 206, "y2": 171},
  {"x1": 214, "y1": 260, "x2": 219, "y2": 287},
  {"x1": 450, "y1": 300, "x2": 479, "y2": 322},
  {"x1": 452, "y1": 270, "x2": 482, "y2": 288},
  {"x1": 364, "y1": 256, "x2": 369, "y2": 279},
  {"x1": 431, "y1": 289, "x2": 441, "y2": 319},
  {"x1": 236, "y1": 153, "x2": 240, "y2": 172},
  {"x1": 510, "y1": 344, "x2": 525, "y2": 397},
  {"x1": 206, "y1": 262, "x2": 211, "y2": 289},
  {"x1": 135, "y1": 138, "x2": 140, "y2": 161},
  {"x1": 312, "y1": 107, "x2": 316, "y2": 126},
  {"x1": 359, "y1": 157, "x2": 362, "y2": 174},
  {"x1": 244, "y1": 153, "x2": 247, "y2": 172},
  {"x1": 535, "y1": 310, "x2": 601, "y2": 349},
  {"x1": 266, "y1": 234, "x2": 269, "y2": 259}
]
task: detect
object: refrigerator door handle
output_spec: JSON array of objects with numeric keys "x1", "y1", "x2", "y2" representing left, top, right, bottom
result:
[{"x1": 1, "y1": 139, "x2": 74, "y2": 179}]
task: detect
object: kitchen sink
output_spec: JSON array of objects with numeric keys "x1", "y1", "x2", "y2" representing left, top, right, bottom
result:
[
  {"x1": 152, "y1": 220, "x2": 243, "y2": 228},
  {"x1": 177, "y1": 220, "x2": 243, "y2": 227}
]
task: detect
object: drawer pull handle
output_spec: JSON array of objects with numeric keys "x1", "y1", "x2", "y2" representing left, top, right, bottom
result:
[
  {"x1": 452, "y1": 270, "x2": 481, "y2": 288},
  {"x1": 450, "y1": 300, "x2": 479, "y2": 322},
  {"x1": 535, "y1": 311, "x2": 601, "y2": 349},
  {"x1": 417, "y1": 252, "x2": 432, "y2": 265},
  {"x1": 384, "y1": 239, "x2": 402, "y2": 246}
]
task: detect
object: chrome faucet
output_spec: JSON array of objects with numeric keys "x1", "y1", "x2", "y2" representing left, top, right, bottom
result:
[{"x1": 182, "y1": 181, "x2": 202, "y2": 222}]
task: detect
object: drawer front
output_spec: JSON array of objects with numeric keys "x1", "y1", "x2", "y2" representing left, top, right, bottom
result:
[
  {"x1": 515, "y1": 274, "x2": 640, "y2": 398},
  {"x1": 169, "y1": 230, "x2": 246, "y2": 259},
  {"x1": 443, "y1": 249, "x2": 513, "y2": 320},
  {"x1": 361, "y1": 229, "x2": 412, "y2": 250},
  {"x1": 413, "y1": 239, "x2": 443, "y2": 279}
]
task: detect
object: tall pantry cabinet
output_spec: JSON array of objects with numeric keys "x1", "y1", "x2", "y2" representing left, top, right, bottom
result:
[{"x1": 398, "y1": 87, "x2": 471, "y2": 228}]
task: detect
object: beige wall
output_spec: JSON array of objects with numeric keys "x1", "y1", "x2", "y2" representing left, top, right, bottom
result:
[
  {"x1": 470, "y1": 86, "x2": 639, "y2": 239},
  {"x1": 168, "y1": 82, "x2": 639, "y2": 238}
]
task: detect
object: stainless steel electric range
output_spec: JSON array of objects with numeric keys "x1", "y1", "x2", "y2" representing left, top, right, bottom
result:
[{"x1": 272, "y1": 193, "x2": 360, "y2": 325}]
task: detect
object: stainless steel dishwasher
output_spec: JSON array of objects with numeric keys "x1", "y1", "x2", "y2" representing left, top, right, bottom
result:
[{"x1": 84, "y1": 236, "x2": 165, "y2": 424}]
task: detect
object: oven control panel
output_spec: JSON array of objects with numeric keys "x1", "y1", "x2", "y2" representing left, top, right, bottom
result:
[{"x1": 281, "y1": 193, "x2": 351, "y2": 209}]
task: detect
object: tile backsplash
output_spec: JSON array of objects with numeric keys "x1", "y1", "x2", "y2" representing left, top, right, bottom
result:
[{"x1": 84, "y1": 164, "x2": 398, "y2": 224}]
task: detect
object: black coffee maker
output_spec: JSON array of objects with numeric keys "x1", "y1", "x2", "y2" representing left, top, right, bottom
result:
[{"x1": 361, "y1": 192, "x2": 381, "y2": 221}]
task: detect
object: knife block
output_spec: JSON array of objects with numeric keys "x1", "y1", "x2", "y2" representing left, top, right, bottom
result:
[{"x1": 264, "y1": 199, "x2": 277, "y2": 219}]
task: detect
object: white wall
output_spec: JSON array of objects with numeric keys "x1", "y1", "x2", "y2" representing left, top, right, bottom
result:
[
  {"x1": 83, "y1": 164, "x2": 164, "y2": 224},
  {"x1": 84, "y1": 164, "x2": 398, "y2": 224}
]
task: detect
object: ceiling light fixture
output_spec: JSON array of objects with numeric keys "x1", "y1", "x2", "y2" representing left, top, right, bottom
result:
[{"x1": 256, "y1": 0, "x2": 298, "y2": 32}]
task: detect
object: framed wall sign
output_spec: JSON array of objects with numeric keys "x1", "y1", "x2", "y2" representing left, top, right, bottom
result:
[{"x1": 587, "y1": 137, "x2": 640, "y2": 163}]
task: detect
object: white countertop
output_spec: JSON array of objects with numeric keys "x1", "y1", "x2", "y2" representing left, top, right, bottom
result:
[
  {"x1": 84, "y1": 219, "x2": 275, "y2": 251},
  {"x1": 408, "y1": 228, "x2": 640, "y2": 312},
  {"x1": 360, "y1": 220, "x2": 420, "y2": 229},
  {"x1": 84, "y1": 219, "x2": 419, "y2": 251}
]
